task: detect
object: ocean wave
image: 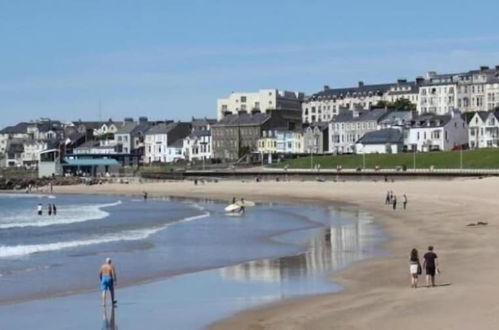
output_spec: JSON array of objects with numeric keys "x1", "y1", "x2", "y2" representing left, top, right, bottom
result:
[
  {"x1": 0, "y1": 212, "x2": 209, "y2": 258},
  {"x1": 0, "y1": 193, "x2": 56, "y2": 199},
  {"x1": 0, "y1": 200, "x2": 122, "y2": 229}
]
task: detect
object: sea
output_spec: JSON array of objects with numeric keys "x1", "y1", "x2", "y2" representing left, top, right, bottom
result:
[{"x1": 0, "y1": 193, "x2": 385, "y2": 329}]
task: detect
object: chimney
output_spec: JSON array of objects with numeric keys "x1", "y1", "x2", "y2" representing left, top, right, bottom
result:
[
  {"x1": 139, "y1": 116, "x2": 148, "y2": 123},
  {"x1": 124, "y1": 117, "x2": 134, "y2": 123},
  {"x1": 397, "y1": 78, "x2": 407, "y2": 84},
  {"x1": 358, "y1": 81, "x2": 364, "y2": 88},
  {"x1": 238, "y1": 110, "x2": 247, "y2": 115},
  {"x1": 480, "y1": 65, "x2": 489, "y2": 72},
  {"x1": 323, "y1": 85, "x2": 330, "y2": 91},
  {"x1": 426, "y1": 71, "x2": 437, "y2": 79},
  {"x1": 415, "y1": 76, "x2": 425, "y2": 85},
  {"x1": 495, "y1": 65, "x2": 499, "y2": 71},
  {"x1": 352, "y1": 109, "x2": 360, "y2": 118},
  {"x1": 251, "y1": 109, "x2": 261, "y2": 115}
]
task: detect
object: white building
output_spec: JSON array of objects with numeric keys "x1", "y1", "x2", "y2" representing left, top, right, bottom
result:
[
  {"x1": 467, "y1": 111, "x2": 499, "y2": 149},
  {"x1": 355, "y1": 128, "x2": 404, "y2": 154},
  {"x1": 115, "y1": 119, "x2": 151, "y2": 155},
  {"x1": 183, "y1": 131, "x2": 212, "y2": 162},
  {"x1": 405, "y1": 110, "x2": 468, "y2": 152},
  {"x1": 303, "y1": 80, "x2": 419, "y2": 124},
  {"x1": 328, "y1": 108, "x2": 388, "y2": 154},
  {"x1": 144, "y1": 122, "x2": 191, "y2": 164},
  {"x1": 418, "y1": 72, "x2": 458, "y2": 115},
  {"x1": 22, "y1": 140, "x2": 48, "y2": 167},
  {"x1": 217, "y1": 89, "x2": 304, "y2": 120},
  {"x1": 275, "y1": 130, "x2": 303, "y2": 154}
]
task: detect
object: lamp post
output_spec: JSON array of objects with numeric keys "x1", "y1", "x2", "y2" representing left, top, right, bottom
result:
[
  {"x1": 413, "y1": 145, "x2": 416, "y2": 170},
  {"x1": 460, "y1": 147, "x2": 463, "y2": 170}
]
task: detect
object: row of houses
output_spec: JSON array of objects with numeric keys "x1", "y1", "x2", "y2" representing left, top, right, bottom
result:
[{"x1": 301, "y1": 65, "x2": 499, "y2": 123}]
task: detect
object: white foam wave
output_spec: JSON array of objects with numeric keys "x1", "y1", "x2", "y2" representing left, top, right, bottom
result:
[
  {"x1": 0, "y1": 200, "x2": 122, "y2": 229},
  {"x1": 0, "y1": 212, "x2": 210, "y2": 258},
  {"x1": 0, "y1": 193, "x2": 56, "y2": 199}
]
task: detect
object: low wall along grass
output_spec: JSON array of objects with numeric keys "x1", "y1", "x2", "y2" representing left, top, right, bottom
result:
[{"x1": 277, "y1": 148, "x2": 499, "y2": 170}]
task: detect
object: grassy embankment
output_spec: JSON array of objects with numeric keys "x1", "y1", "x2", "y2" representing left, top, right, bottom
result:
[{"x1": 276, "y1": 148, "x2": 499, "y2": 169}]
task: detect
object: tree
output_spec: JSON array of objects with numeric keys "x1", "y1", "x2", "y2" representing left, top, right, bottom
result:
[{"x1": 375, "y1": 99, "x2": 416, "y2": 111}]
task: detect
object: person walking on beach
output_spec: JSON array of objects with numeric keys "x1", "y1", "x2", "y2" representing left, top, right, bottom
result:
[
  {"x1": 409, "y1": 248, "x2": 422, "y2": 288},
  {"x1": 403, "y1": 194, "x2": 408, "y2": 210},
  {"x1": 37, "y1": 203, "x2": 43, "y2": 216},
  {"x1": 423, "y1": 246, "x2": 439, "y2": 287},
  {"x1": 48, "y1": 203, "x2": 53, "y2": 216},
  {"x1": 385, "y1": 191, "x2": 390, "y2": 204},
  {"x1": 99, "y1": 257, "x2": 118, "y2": 306},
  {"x1": 392, "y1": 195, "x2": 397, "y2": 210}
]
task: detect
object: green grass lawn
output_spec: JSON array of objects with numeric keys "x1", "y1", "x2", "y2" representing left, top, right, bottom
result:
[{"x1": 276, "y1": 148, "x2": 499, "y2": 169}]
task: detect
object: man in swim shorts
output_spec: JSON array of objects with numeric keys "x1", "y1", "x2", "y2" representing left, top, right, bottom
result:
[{"x1": 99, "y1": 257, "x2": 117, "y2": 306}]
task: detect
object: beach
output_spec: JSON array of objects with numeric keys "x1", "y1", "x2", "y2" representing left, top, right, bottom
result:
[{"x1": 44, "y1": 176, "x2": 499, "y2": 330}]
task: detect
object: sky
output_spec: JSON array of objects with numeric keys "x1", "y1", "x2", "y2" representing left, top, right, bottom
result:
[{"x1": 1, "y1": 0, "x2": 499, "y2": 126}]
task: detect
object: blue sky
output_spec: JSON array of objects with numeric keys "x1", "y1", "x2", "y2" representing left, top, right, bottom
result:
[{"x1": 1, "y1": 0, "x2": 499, "y2": 125}]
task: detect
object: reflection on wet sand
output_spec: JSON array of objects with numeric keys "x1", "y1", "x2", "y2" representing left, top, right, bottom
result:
[
  {"x1": 221, "y1": 212, "x2": 376, "y2": 282},
  {"x1": 102, "y1": 306, "x2": 117, "y2": 330}
]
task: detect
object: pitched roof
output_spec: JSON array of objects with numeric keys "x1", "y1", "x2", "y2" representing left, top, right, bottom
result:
[
  {"x1": 332, "y1": 108, "x2": 387, "y2": 123},
  {"x1": 310, "y1": 83, "x2": 394, "y2": 100},
  {"x1": 168, "y1": 139, "x2": 184, "y2": 148},
  {"x1": 0, "y1": 122, "x2": 30, "y2": 134},
  {"x1": 357, "y1": 128, "x2": 404, "y2": 145},
  {"x1": 145, "y1": 122, "x2": 178, "y2": 135},
  {"x1": 214, "y1": 113, "x2": 270, "y2": 126},
  {"x1": 116, "y1": 122, "x2": 152, "y2": 135},
  {"x1": 410, "y1": 113, "x2": 453, "y2": 128}
]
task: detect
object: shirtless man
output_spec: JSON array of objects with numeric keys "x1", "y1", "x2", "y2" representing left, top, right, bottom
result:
[{"x1": 99, "y1": 257, "x2": 117, "y2": 306}]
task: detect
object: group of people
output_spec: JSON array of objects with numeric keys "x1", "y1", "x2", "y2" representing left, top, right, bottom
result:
[
  {"x1": 36, "y1": 203, "x2": 57, "y2": 216},
  {"x1": 409, "y1": 246, "x2": 439, "y2": 288},
  {"x1": 385, "y1": 191, "x2": 408, "y2": 210}
]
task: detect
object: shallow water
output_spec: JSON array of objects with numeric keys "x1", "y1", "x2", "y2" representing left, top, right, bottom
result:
[{"x1": 0, "y1": 193, "x2": 385, "y2": 329}]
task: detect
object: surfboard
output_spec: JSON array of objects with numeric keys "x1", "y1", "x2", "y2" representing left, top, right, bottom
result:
[
  {"x1": 235, "y1": 200, "x2": 255, "y2": 207},
  {"x1": 224, "y1": 204, "x2": 241, "y2": 212}
]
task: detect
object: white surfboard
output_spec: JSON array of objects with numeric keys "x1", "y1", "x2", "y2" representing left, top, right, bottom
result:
[
  {"x1": 236, "y1": 200, "x2": 255, "y2": 207},
  {"x1": 224, "y1": 204, "x2": 241, "y2": 212}
]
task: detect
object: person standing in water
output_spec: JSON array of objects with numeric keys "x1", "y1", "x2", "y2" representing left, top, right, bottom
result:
[
  {"x1": 99, "y1": 257, "x2": 118, "y2": 306},
  {"x1": 37, "y1": 203, "x2": 43, "y2": 216},
  {"x1": 409, "y1": 248, "x2": 422, "y2": 288},
  {"x1": 143, "y1": 191, "x2": 148, "y2": 201},
  {"x1": 52, "y1": 204, "x2": 57, "y2": 216},
  {"x1": 48, "y1": 203, "x2": 53, "y2": 216},
  {"x1": 392, "y1": 195, "x2": 397, "y2": 210}
]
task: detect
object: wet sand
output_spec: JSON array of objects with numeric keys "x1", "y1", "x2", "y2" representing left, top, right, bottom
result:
[{"x1": 54, "y1": 177, "x2": 499, "y2": 330}]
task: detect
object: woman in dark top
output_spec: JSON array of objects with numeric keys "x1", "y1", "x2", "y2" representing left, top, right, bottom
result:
[{"x1": 409, "y1": 248, "x2": 421, "y2": 288}]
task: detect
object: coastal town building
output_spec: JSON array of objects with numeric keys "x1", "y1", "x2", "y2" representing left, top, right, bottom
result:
[
  {"x1": 328, "y1": 108, "x2": 388, "y2": 154},
  {"x1": 144, "y1": 122, "x2": 191, "y2": 163},
  {"x1": 404, "y1": 110, "x2": 468, "y2": 152},
  {"x1": 303, "y1": 79, "x2": 419, "y2": 124},
  {"x1": 182, "y1": 118, "x2": 216, "y2": 162},
  {"x1": 216, "y1": 89, "x2": 304, "y2": 120},
  {"x1": 303, "y1": 123, "x2": 329, "y2": 154},
  {"x1": 355, "y1": 128, "x2": 404, "y2": 154},
  {"x1": 212, "y1": 110, "x2": 302, "y2": 160},
  {"x1": 467, "y1": 111, "x2": 499, "y2": 149}
]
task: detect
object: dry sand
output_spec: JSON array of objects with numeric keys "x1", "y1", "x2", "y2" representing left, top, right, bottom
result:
[{"x1": 54, "y1": 177, "x2": 499, "y2": 330}]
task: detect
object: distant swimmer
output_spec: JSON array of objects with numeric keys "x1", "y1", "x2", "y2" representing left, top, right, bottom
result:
[
  {"x1": 232, "y1": 197, "x2": 236, "y2": 204},
  {"x1": 37, "y1": 203, "x2": 43, "y2": 216},
  {"x1": 48, "y1": 203, "x2": 53, "y2": 216},
  {"x1": 99, "y1": 257, "x2": 118, "y2": 306},
  {"x1": 52, "y1": 204, "x2": 57, "y2": 216},
  {"x1": 143, "y1": 191, "x2": 148, "y2": 201}
]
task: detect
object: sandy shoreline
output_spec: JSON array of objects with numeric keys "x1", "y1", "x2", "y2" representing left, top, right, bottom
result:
[{"x1": 52, "y1": 177, "x2": 499, "y2": 330}]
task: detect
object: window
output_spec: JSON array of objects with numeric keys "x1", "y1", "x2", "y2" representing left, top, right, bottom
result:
[
  {"x1": 241, "y1": 96, "x2": 246, "y2": 102},
  {"x1": 221, "y1": 105, "x2": 227, "y2": 111}
]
